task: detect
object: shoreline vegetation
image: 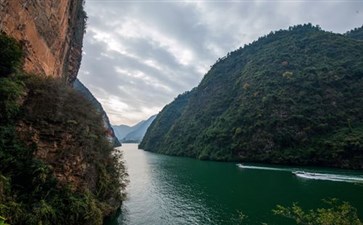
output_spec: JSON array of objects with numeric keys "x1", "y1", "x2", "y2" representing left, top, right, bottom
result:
[{"x1": 272, "y1": 199, "x2": 363, "y2": 225}]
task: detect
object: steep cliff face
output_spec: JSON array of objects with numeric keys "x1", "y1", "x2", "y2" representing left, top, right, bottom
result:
[
  {"x1": 0, "y1": 0, "x2": 85, "y2": 82},
  {"x1": 0, "y1": 1, "x2": 126, "y2": 224}
]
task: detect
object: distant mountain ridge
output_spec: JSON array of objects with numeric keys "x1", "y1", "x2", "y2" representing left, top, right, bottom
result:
[
  {"x1": 113, "y1": 115, "x2": 156, "y2": 143},
  {"x1": 113, "y1": 124, "x2": 133, "y2": 141}
]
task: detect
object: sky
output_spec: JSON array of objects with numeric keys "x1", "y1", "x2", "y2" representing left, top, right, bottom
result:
[{"x1": 78, "y1": 0, "x2": 363, "y2": 126}]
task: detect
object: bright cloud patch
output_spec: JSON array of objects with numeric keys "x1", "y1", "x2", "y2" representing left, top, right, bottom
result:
[{"x1": 79, "y1": 1, "x2": 363, "y2": 125}]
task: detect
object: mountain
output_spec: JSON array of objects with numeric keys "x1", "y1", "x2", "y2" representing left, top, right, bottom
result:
[
  {"x1": 113, "y1": 124, "x2": 134, "y2": 140},
  {"x1": 73, "y1": 79, "x2": 121, "y2": 147},
  {"x1": 113, "y1": 115, "x2": 157, "y2": 143},
  {"x1": 0, "y1": 1, "x2": 125, "y2": 224},
  {"x1": 123, "y1": 115, "x2": 157, "y2": 143},
  {"x1": 140, "y1": 24, "x2": 363, "y2": 169}
]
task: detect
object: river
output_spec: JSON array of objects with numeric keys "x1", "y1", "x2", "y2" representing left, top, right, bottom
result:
[{"x1": 107, "y1": 144, "x2": 363, "y2": 225}]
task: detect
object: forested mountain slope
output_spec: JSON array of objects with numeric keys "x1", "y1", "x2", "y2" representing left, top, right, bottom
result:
[
  {"x1": 73, "y1": 79, "x2": 121, "y2": 147},
  {"x1": 345, "y1": 25, "x2": 363, "y2": 40},
  {"x1": 140, "y1": 24, "x2": 363, "y2": 169}
]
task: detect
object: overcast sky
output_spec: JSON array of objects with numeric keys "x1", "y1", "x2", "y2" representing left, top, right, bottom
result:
[{"x1": 78, "y1": 0, "x2": 363, "y2": 126}]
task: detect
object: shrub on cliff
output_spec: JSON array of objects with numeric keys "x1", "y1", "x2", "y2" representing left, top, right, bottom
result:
[{"x1": 0, "y1": 33, "x2": 22, "y2": 77}]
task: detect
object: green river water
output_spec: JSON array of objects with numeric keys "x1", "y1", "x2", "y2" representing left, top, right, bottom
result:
[{"x1": 107, "y1": 144, "x2": 363, "y2": 225}]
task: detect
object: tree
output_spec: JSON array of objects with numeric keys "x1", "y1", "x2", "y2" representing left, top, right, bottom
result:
[
  {"x1": 0, "y1": 33, "x2": 22, "y2": 76},
  {"x1": 273, "y1": 199, "x2": 363, "y2": 225}
]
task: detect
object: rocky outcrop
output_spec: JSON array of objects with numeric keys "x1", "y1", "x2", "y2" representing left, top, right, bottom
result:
[{"x1": 0, "y1": 0, "x2": 85, "y2": 82}]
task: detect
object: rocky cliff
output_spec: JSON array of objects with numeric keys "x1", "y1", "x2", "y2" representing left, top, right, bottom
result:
[
  {"x1": 0, "y1": 0, "x2": 85, "y2": 83},
  {"x1": 0, "y1": 0, "x2": 120, "y2": 146},
  {"x1": 0, "y1": 1, "x2": 125, "y2": 224}
]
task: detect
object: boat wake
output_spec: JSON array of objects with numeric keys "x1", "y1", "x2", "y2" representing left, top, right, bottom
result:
[
  {"x1": 236, "y1": 164, "x2": 363, "y2": 183},
  {"x1": 236, "y1": 164, "x2": 291, "y2": 172},
  {"x1": 292, "y1": 171, "x2": 363, "y2": 183}
]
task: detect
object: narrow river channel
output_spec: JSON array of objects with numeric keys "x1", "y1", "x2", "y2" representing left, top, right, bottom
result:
[{"x1": 107, "y1": 144, "x2": 363, "y2": 225}]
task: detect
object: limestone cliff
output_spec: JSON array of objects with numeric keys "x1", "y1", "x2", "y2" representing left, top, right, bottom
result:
[
  {"x1": 0, "y1": 1, "x2": 125, "y2": 224},
  {"x1": 0, "y1": 0, "x2": 120, "y2": 147},
  {"x1": 0, "y1": 0, "x2": 85, "y2": 83}
]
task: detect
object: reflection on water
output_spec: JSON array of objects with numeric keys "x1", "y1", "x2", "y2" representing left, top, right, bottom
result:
[
  {"x1": 108, "y1": 144, "x2": 363, "y2": 225},
  {"x1": 116, "y1": 145, "x2": 224, "y2": 225}
]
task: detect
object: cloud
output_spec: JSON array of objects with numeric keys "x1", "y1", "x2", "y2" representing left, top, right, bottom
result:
[{"x1": 78, "y1": 0, "x2": 363, "y2": 125}]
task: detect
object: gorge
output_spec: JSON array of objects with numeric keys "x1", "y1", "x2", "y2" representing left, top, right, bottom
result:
[{"x1": 1, "y1": 1, "x2": 363, "y2": 225}]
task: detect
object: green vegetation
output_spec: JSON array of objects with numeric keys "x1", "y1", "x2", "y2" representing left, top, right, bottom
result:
[
  {"x1": 0, "y1": 33, "x2": 22, "y2": 77},
  {"x1": 273, "y1": 199, "x2": 363, "y2": 225},
  {"x1": 0, "y1": 33, "x2": 126, "y2": 224},
  {"x1": 0, "y1": 215, "x2": 9, "y2": 225},
  {"x1": 345, "y1": 26, "x2": 363, "y2": 40},
  {"x1": 140, "y1": 24, "x2": 363, "y2": 169}
]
